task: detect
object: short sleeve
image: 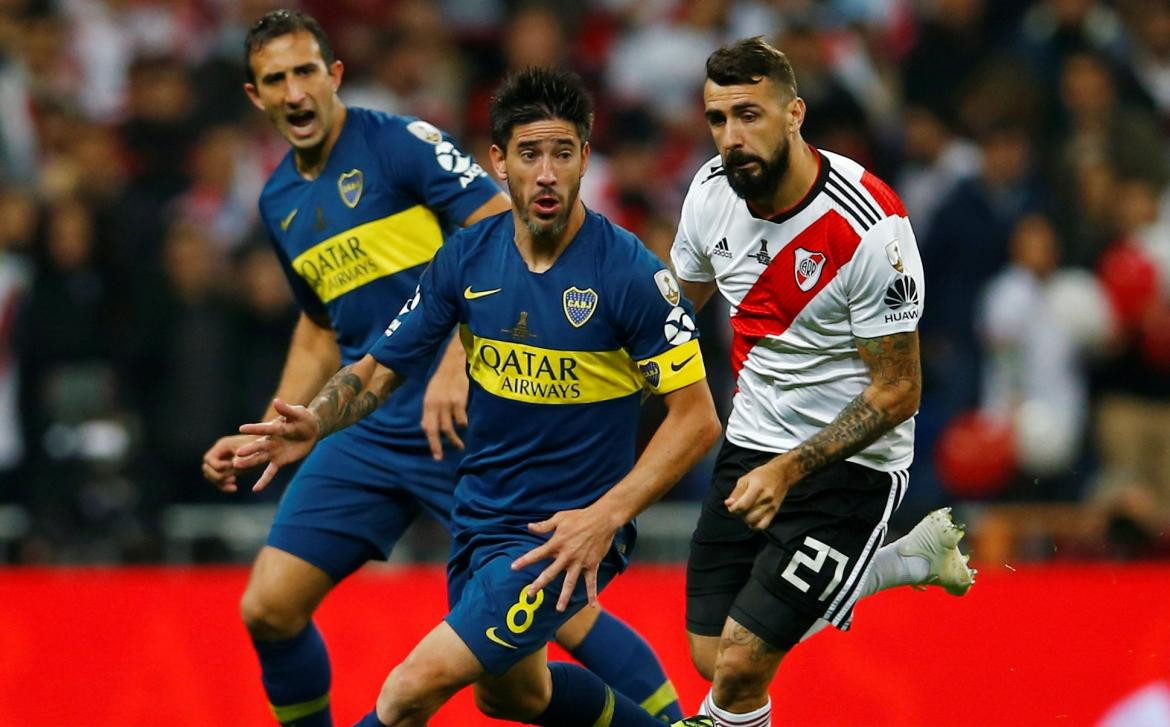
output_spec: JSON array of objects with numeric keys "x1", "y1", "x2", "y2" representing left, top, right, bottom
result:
[
  {"x1": 381, "y1": 117, "x2": 501, "y2": 227},
  {"x1": 367, "y1": 232, "x2": 462, "y2": 378},
  {"x1": 847, "y1": 216, "x2": 926, "y2": 339},
  {"x1": 669, "y1": 172, "x2": 716, "y2": 283},
  {"x1": 613, "y1": 242, "x2": 706, "y2": 395},
  {"x1": 261, "y1": 208, "x2": 328, "y2": 318}
]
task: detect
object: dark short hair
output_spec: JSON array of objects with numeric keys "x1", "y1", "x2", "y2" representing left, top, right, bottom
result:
[
  {"x1": 244, "y1": 9, "x2": 335, "y2": 84},
  {"x1": 706, "y1": 37, "x2": 797, "y2": 98},
  {"x1": 489, "y1": 67, "x2": 594, "y2": 149}
]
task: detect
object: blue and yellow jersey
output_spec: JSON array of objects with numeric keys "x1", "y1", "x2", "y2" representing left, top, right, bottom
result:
[
  {"x1": 258, "y1": 107, "x2": 500, "y2": 445},
  {"x1": 368, "y1": 209, "x2": 706, "y2": 541}
]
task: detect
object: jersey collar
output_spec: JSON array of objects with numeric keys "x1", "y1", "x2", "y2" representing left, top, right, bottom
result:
[{"x1": 746, "y1": 145, "x2": 828, "y2": 225}]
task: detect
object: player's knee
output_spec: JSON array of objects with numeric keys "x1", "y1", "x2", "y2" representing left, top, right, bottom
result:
[
  {"x1": 377, "y1": 664, "x2": 432, "y2": 718},
  {"x1": 239, "y1": 587, "x2": 311, "y2": 641},
  {"x1": 473, "y1": 678, "x2": 550, "y2": 721},
  {"x1": 554, "y1": 603, "x2": 601, "y2": 651},
  {"x1": 689, "y1": 645, "x2": 716, "y2": 682},
  {"x1": 379, "y1": 656, "x2": 461, "y2": 717},
  {"x1": 687, "y1": 634, "x2": 718, "y2": 682},
  {"x1": 712, "y1": 650, "x2": 772, "y2": 707},
  {"x1": 378, "y1": 662, "x2": 439, "y2": 719}
]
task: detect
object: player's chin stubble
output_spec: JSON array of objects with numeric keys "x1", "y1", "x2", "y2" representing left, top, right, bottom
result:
[
  {"x1": 516, "y1": 188, "x2": 575, "y2": 244},
  {"x1": 726, "y1": 139, "x2": 790, "y2": 203}
]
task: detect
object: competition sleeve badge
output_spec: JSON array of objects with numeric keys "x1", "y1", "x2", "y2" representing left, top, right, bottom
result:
[
  {"x1": 562, "y1": 287, "x2": 598, "y2": 328},
  {"x1": 794, "y1": 247, "x2": 827, "y2": 292},
  {"x1": 653, "y1": 269, "x2": 681, "y2": 306},
  {"x1": 885, "y1": 240, "x2": 905, "y2": 273},
  {"x1": 407, "y1": 119, "x2": 443, "y2": 144},
  {"x1": 338, "y1": 169, "x2": 364, "y2": 209}
]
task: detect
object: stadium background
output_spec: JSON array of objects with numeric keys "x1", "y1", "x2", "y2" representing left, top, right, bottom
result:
[{"x1": 1, "y1": 0, "x2": 1168, "y2": 724}]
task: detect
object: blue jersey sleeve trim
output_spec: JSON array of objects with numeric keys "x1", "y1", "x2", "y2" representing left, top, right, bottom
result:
[{"x1": 367, "y1": 230, "x2": 465, "y2": 379}]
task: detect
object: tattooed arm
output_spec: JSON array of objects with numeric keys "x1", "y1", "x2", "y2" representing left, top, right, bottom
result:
[
  {"x1": 308, "y1": 355, "x2": 401, "y2": 437},
  {"x1": 726, "y1": 330, "x2": 922, "y2": 529},
  {"x1": 232, "y1": 354, "x2": 402, "y2": 491}
]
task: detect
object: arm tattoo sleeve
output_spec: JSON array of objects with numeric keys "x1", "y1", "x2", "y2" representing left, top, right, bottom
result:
[
  {"x1": 308, "y1": 365, "x2": 396, "y2": 438},
  {"x1": 790, "y1": 331, "x2": 921, "y2": 477}
]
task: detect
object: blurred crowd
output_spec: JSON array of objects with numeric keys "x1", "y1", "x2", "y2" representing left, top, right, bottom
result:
[{"x1": 1, "y1": 0, "x2": 1169, "y2": 563}]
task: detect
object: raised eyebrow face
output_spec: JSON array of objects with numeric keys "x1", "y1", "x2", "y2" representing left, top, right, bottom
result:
[
  {"x1": 514, "y1": 136, "x2": 579, "y2": 152},
  {"x1": 259, "y1": 62, "x2": 322, "y2": 86},
  {"x1": 705, "y1": 101, "x2": 765, "y2": 124}
]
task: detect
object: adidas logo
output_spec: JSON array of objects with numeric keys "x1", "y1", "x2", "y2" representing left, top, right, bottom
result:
[{"x1": 712, "y1": 237, "x2": 732, "y2": 259}]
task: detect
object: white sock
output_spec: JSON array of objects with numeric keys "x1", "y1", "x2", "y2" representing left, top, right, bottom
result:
[
  {"x1": 858, "y1": 541, "x2": 930, "y2": 599},
  {"x1": 701, "y1": 690, "x2": 772, "y2": 727}
]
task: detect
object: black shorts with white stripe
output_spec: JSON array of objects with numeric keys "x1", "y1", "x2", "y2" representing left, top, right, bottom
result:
[{"x1": 686, "y1": 438, "x2": 907, "y2": 650}]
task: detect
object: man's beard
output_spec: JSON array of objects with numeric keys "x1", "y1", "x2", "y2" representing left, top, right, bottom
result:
[
  {"x1": 512, "y1": 183, "x2": 578, "y2": 243},
  {"x1": 724, "y1": 139, "x2": 790, "y2": 203}
]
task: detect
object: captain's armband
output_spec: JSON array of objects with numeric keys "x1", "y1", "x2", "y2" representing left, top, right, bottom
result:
[{"x1": 635, "y1": 338, "x2": 705, "y2": 395}]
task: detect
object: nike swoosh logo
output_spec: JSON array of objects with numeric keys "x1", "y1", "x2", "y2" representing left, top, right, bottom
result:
[
  {"x1": 485, "y1": 627, "x2": 517, "y2": 649},
  {"x1": 280, "y1": 208, "x2": 298, "y2": 231},
  {"x1": 671, "y1": 354, "x2": 697, "y2": 372},
  {"x1": 464, "y1": 286, "x2": 502, "y2": 300}
]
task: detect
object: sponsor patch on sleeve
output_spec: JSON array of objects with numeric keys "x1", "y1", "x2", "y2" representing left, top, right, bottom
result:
[{"x1": 663, "y1": 306, "x2": 696, "y2": 345}]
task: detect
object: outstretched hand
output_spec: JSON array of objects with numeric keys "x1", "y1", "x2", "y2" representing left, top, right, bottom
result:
[
  {"x1": 510, "y1": 508, "x2": 618, "y2": 612},
  {"x1": 233, "y1": 398, "x2": 321, "y2": 491}
]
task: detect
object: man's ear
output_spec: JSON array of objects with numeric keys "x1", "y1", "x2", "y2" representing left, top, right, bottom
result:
[
  {"x1": 244, "y1": 83, "x2": 265, "y2": 112},
  {"x1": 489, "y1": 144, "x2": 507, "y2": 180},
  {"x1": 789, "y1": 96, "x2": 806, "y2": 135}
]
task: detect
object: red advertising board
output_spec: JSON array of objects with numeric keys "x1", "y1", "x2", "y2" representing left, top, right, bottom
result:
[{"x1": 1, "y1": 565, "x2": 1166, "y2": 725}]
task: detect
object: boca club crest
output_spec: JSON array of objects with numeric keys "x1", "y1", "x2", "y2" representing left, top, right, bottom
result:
[
  {"x1": 338, "y1": 169, "x2": 364, "y2": 208},
  {"x1": 794, "y1": 247, "x2": 827, "y2": 292},
  {"x1": 639, "y1": 361, "x2": 661, "y2": 388},
  {"x1": 563, "y1": 286, "x2": 598, "y2": 328}
]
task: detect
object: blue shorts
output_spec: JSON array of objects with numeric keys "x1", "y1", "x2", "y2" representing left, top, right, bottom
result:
[
  {"x1": 444, "y1": 526, "x2": 633, "y2": 675},
  {"x1": 267, "y1": 422, "x2": 457, "y2": 582}
]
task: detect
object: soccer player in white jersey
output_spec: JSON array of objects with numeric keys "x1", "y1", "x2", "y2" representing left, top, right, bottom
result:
[{"x1": 670, "y1": 38, "x2": 976, "y2": 726}]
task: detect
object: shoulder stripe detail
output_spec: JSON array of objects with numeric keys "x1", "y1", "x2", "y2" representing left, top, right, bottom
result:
[
  {"x1": 860, "y1": 170, "x2": 907, "y2": 217},
  {"x1": 829, "y1": 168, "x2": 882, "y2": 222},
  {"x1": 822, "y1": 183, "x2": 874, "y2": 232}
]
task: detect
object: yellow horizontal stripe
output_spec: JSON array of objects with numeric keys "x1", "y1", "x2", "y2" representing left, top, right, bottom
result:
[
  {"x1": 468, "y1": 336, "x2": 644, "y2": 405},
  {"x1": 270, "y1": 693, "x2": 330, "y2": 723},
  {"x1": 637, "y1": 338, "x2": 705, "y2": 394},
  {"x1": 640, "y1": 679, "x2": 680, "y2": 718},
  {"x1": 592, "y1": 686, "x2": 616, "y2": 727},
  {"x1": 291, "y1": 205, "x2": 442, "y2": 303}
]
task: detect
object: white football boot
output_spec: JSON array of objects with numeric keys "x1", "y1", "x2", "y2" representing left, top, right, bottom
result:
[{"x1": 898, "y1": 507, "x2": 976, "y2": 596}]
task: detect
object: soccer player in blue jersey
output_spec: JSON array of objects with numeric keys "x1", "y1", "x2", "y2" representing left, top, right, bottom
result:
[
  {"x1": 203, "y1": 11, "x2": 686, "y2": 726},
  {"x1": 234, "y1": 67, "x2": 721, "y2": 727}
]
